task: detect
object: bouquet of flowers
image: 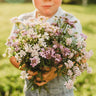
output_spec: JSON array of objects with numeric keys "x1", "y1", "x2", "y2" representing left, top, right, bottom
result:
[{"x1": 4, "y1": 15, "x2": 93, "y2": 93}]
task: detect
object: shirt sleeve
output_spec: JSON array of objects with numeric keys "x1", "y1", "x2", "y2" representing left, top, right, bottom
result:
[
  {"x1": 70, "y1": 16, "x2": 82, "y2": 34},
  {"x1": 9, "y1": 24, "x2": 17, "y2": 38},
  {"x1": 9, "y1": 15, "x2": 23, "y2": 38}
]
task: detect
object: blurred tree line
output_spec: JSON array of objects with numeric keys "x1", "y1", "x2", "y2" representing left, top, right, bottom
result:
[{"x1": 0, "y1": 0, "x2": 96, "y2": 5}]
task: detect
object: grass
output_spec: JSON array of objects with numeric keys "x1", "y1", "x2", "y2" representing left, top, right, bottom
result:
[{"x1": 0, "y1": 3, "x2": 96, "y2": 96}]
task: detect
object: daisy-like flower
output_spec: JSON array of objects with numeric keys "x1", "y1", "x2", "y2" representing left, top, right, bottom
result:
[
  {"x1": 42, "y1": 32, "x2": 49, "y2": 40},
  {"x1": 10, "y1": 17, "x2": 18, "y2": 23},
  {"x1": 87, "y1": 67, "x2": 92, "y2": 73},
  {"x1": 67, "y1": 28, "x2": 73, "y2": 35},
  {"x1": 24, "y1": 43, "x2": 32, "y2": 53},
  {"x1": 66, "y1": 38, "x2": 72, "y2": 45},
  {"x1": 64, "y1": 79, "x2": 74, "y2": 89},
  {"x1": 30, "y1": 56, "x2": 40, "y2": 67},
  {"x1": 20, "y1": 71, "x2": 29, "y2": 79},
  {"x1": 19, "y1": 50, "x2": 26, "y2": 57},
  {"x1": 33, "y1": 44, "x2": 40, "y2": 51},
  {"x1": 67, "y1": 70, "x2": 73, "y2": 76},
  {"x1": 31, "y1": 50, "x2": 39, "y2": 57},
  {"x1": 67, "y1": 60, "x2": 74, "y2": 68}
]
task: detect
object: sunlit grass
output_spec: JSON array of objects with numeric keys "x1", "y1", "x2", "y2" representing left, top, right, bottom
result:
[{"x1": 0, "y1": 3, "x2": 96, "y2": 96}]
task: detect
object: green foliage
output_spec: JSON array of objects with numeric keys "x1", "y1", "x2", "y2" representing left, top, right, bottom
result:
[
  {"x1": 88, "y1": 0, "x2": 96, "y2": 3},
  {"x1": 5, "y1": 0, "x2": 25, "y2": 3},
  {"x1": 0, "y1": 3, "x2": 96, "y2": 96},
  {"x1": 62, "y1": 0, "x2": 82, "y2": 4}
]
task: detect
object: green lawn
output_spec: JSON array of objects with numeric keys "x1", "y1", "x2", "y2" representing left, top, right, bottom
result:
[{"x1": 0, "y1": 3, "x2": 96, "y2": 96}]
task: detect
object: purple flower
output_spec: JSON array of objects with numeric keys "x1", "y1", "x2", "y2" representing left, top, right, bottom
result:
[
  {"x1": 39, "y1": 51, "x2": 46, "y2": 58},
  {"x1": 54, "y1": 54, "x2": 62, "y2": 63},
  {"x1": 15, "y1": 47, "x2": 20, "y2": 51},
  {"x1": 22, "y1": 31, "x2": 28, "y2": 36},
  {"x1": 30, "y1": 56, "x2": 40, "y2": 67},
  {"x1": 5, "y1": 40, "x2": 13, "y2": 47},
  {"x1": 64, "y1": 79, "x2": 74, "y2": 89},
  {"x1": 45, "y1": 50, "x2": 51, "y2": 59},
  {"x1": 80, "y1": 33, "x2": 87, "y2": 40},
  {"x1": 62, "y1": 48, "x2": 71, "y2": 57},
  {"x1": 12, "y1": 41, "x2": 20, "y2": 47}
]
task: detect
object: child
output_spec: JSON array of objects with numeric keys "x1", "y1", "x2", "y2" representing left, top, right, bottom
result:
[{"x1": 10, "y1": 0, "x2": 82, "y2": 96}]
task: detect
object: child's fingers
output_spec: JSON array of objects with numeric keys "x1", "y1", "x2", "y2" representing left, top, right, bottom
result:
[
  {"x1": 27, "y1": 76, "x2": 32, "y2": 80},
  {"x1": 33, "y1": 71, "x2": 38, "y2": 76},
  {"x1": 35, "y1": 81, "x2": 47, "y2": 86},
  {"x1": 27, "y1": 70, "x2": 34, "y2": 75},
  {"x1": 27, "y1": 70, "x2": 38, "y2": 76},
  {"x1": 58, "y1": 64, "x2": 63, "y2": 69}
]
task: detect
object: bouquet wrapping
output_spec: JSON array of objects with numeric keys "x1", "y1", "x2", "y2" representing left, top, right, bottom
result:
[{"x1": 4, "y1": 16, "x2": 93, "y2": 93}]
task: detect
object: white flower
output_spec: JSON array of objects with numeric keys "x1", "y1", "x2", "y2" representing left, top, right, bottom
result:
[
  {"x1": 20, "y1": 71, "x2": 29, "y2": 79},
  {"x1": 19, "y1": 50, "x2": 26, "y2": 57},
  {"x1": 33, "y1": 44, "x2": 40, "y2": 51},
  {"x1": 38, "y1": 38, "x2": 47, "y2": 47},
  {"x1": 31, "y1": 50, "x2": 39, "y2": 57},
  {"x1": 76, "y1": 57, "x2": 82, "y2": 62},
  {"x1": 15, "y1": 54, "x2": 22, "y2": 62},
  {"x1": 2, "y1": 53, "x2": 6, "y2": 57},
  {"x1": 68, "y1": 60, "x2": 74, "y2": 68},
  {"x1": 24, "y1": 43, "x2": 32, "y2": 53},
  {"x1": 30, "y1": 56, "x2": 40, "y2": 67},
  {"x1": 38, "y1": 38, "x2": 44, "y2": 44},
  {"x1": 76, "y1": 41, "x2": 82, "y2": 48},
  {"x1": 66, "y1": 38, "x2": 72, "y2": 45},
  {"x1": 87, "y1": 67, "x2": 92, "y2": 73},
  {"x1": 42, "y1": 32, "x2": 49, "y2": 40},
  {"x1": 64, "y1": 79, "x2": 74, "y2": 89},
  {"x1": 73, "y1": 66, "x2": 81, "y2": 76},
  {"x1": 10, "y1": 17, "x2": 18, "y2": 23},
  {"x1": 67, "y1": 28, "x2": 73, "y2": 35},
  {"x1": 84, "y1": 50, "x2": 93, "y2": 59},
  {"x1": 68, "y1": 53, "x2": 74, "y2": 59},
  {"x1": 67, "y1": 70, "x2": 73, "y2": 76}
]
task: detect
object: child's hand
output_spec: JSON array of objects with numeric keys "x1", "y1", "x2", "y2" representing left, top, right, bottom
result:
[
  {"x1": 10, "y1": 56, "x2": 25, "y2": 70},
  {"x1": 27, "y1": 65, "x2": 63, "y2": 86}
]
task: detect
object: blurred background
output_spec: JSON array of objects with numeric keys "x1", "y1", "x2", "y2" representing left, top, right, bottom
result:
[{"x1": 0, "y1": 0, "x2": 96, "y2": 96}]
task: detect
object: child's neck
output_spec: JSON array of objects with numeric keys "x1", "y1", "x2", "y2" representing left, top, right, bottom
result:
[{"x1": 36, "y1": 9, "x2": 58, "y2": 19}]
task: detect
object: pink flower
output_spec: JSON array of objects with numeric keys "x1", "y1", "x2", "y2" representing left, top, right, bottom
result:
[
  {"x1": 30, "y1": 56, "x2": 40, "y2": 67},
  {"x1": 62, "y1": 48, "x2": 71, "y2": 57},
  {"x1": 84, "y1": 50, "x2": 93, "y2": 59},
  {"x1": 5, "y1": 40, "x2": 13, "y2": 47},
  {"x1": 82, "y1": 41, "x2": 86, "y2": 47},
  {"x1": 10, "y1": 36, "x2": 16, "y2": 40},
  {"x1": 67, "y1": 70, "x2": 73, "y2": 76},
  {"x1": 15, "y1": 46, "x2": 20, "y2": 51},
  {"x1": 76, "y1": 41, "x2": 82, "y2": 48},
  {"x1": 14, "y1": 29, "x2": 20, "y2": 34},
  {"x1": 64, "y1": 79, "x2": 74, "y2": 89},
  {"x1": 59, "y1": 45, "x2": 64, "y2": 51},
  {"x1": 73, "y1": 67, "x2": 81, "y2": 76},
  {"x1": 51, "y1": 48, "x2": 55, "y2": 58},
  {"x1": 53, "y1": 44, "x2": 57, "y2": 49},
  {"x1": 68, "y1": 53, "x2": 74, "y2": 59},
  {"x1": 12, "y1": 41, "x2": 20, "y2": 47},
  {"x1": 87, "y1": 67, "x2": 92, "y2": 73},
  {"x1": 75, "y1": 69, "x2": 81, "y2": 76},
  {"x1": 22, "y1": 31, "x2": 28, "y2": 36},
  {"x1": 80, "y1": 33, "x2": 87, "y2": 40},
  {"x1": 45, "y1": 50, "x2": 51, "y2": 59},
  {"x1": 66, "y1": 38, "x2": 72, "y2": 45},
  {"x1": 67, "y1": 28, "x2": 73, "y2": 35},
  {"x1": 54, "y1": 54, "x2": 62, "y2": 63},
  {"x1": 39, "y1": 51, "x2": 46, "y2": 58},
  {"x1": 67, "y1": 60, "x2": 74, "y2": 68}
]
